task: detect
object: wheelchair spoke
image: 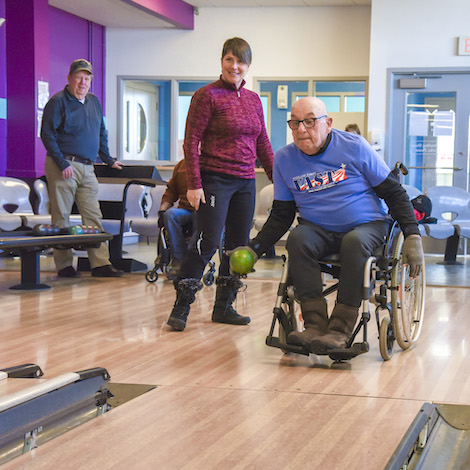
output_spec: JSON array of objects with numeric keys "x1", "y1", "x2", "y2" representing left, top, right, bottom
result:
[{"x1": 391, "y1": 232, "x2": 426, "y2": 350}]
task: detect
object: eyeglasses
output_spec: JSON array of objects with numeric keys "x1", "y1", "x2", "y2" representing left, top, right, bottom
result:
[{"x1": 287, "y1": 115, "x2": 327, "y2": 130}]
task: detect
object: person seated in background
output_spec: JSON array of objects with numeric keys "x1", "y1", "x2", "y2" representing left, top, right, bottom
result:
[
  {"x1": 345, "y1": 123, "x2": 361, "y2": 135},
  {"x1": 158, "y1": 160, "x2": 196, "y2": 277},
  {"x1": 233, "y1": 97, "x2": 423, "y2": 355}
]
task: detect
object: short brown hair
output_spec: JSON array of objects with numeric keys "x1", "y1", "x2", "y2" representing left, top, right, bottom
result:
[
  {"x1": 345, "y1": 123, "x2": 361, "y2": 135},
  {"x1": 222, "y1": 37, "x2": 252, "y2": 65}
]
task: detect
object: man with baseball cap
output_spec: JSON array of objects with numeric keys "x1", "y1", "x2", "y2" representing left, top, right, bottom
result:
[{"x1": 41, "y1": 59, "x2": 125, "y2": 278}]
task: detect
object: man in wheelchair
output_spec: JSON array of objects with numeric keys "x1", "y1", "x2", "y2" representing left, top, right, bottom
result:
[
  {"x1": 236, "y1": 97, "x2": 424, "y2": 355},
  {"x1": 158, "y1": 160, "x2": 196, "y2": 277}
]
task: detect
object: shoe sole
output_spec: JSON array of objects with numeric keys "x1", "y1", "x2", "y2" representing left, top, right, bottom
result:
[
  {"x1": 211, "y1": 317, "x2": 251, "y2": 325},
  {"x1": 167, "y1": 317, "x2": 186, "y2": 331}
]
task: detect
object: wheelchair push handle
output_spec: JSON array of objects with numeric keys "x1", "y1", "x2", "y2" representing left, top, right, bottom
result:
[{"x1": 392, "y1": 162, "x2": 409, "y2": 179}]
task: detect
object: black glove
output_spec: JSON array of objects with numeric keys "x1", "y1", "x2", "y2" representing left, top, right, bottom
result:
[
  {"x1": 402, "y1": 234, "x2": 424, "y2": 278},
  {"x1": 158, "y1": 210, "x2": 166, "y2": 229}
]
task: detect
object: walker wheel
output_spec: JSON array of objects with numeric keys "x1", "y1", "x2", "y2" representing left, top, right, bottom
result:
[
  {"x1": 379, "y1": 316, "x2": 394, "y2": 361},
  {"x1": 145, "y1": 270, "x2": 158, "y2": 283},
  {"x1": 203, "y1": 272, "x2": 215, "y2": 286}
]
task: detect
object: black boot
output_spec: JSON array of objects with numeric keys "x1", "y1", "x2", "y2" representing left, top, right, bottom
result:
[
  {"x1": 286, "y1": 298, "x2": 328, "y2": 347},
  {"x1": 212, "y1": 276, "x2": 250, "y2": 325},
  {"x1": 309, "y1": 303, "x2": 359, "y2": 355},
  {"x1": 167, "y1": 278, "x2": 203, "y2": 331}
]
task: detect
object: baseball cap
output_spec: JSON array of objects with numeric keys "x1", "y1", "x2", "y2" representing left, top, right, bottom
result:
[{"x1": 69, "y1": 59, "x2": 93, "y2": 75}]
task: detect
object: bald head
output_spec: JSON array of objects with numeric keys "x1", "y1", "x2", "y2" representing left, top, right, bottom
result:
[
  {"x1": 292, "y1": 96, "x2": 327, "y2": 117},
  {"x1": 290, "y1": 97, "x2": 332, "y2": 155}
]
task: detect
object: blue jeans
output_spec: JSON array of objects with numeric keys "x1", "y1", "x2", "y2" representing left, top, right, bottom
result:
[{"x1": 163, "y1": 208, "x2": 196, "y2": 263}]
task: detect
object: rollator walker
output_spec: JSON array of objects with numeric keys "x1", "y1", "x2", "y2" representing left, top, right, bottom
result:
[{"x1": 265, "y1": 220, "x2": 426, "y2": 361}]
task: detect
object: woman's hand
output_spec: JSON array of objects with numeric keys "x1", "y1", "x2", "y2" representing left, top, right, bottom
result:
[{"x1": 187, "y1": 188, "x2": 205, "y2": 211}]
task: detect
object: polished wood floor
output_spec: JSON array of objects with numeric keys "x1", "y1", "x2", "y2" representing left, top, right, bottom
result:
[{"x1": 1, "y1": 244, "x2": 470, "y2": 469}]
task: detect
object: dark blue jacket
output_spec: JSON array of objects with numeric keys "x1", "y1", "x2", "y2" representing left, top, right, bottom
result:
[{"x1": 40, "y1": 86, "x2": 115, "y2": 171}]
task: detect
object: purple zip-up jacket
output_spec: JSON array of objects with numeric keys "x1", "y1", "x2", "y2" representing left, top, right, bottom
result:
[{"x1": 183, "y1": 77, "x2": 274, "y2": 190}]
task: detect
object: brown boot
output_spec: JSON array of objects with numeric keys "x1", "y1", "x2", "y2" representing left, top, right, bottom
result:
[
  {"x1": 309, "y1": 303, "x2": 359, "y2": 355},
  {"x1": 286, "y1": 298, "x2": 328, "y2": 347}
]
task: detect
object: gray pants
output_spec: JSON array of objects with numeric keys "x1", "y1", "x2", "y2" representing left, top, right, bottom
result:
[
  {"x1": 286, "y1": 219, "x2": 390, "y2": 308},
  {"x1": 45, "y1": 156, "x2": 110, "y2": 271}
]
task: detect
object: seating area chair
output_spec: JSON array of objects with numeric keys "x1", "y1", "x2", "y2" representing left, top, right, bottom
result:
[
  {"x1": 0, "y1": 176, "x2": 50, "y2": 228},
  {"x1": 251, "y1": 183, "x2": 297, "y2": 243},
  {"x1": 423, "y1": 186, "x2": 458, "y2": 240},
  {"x1": 252, "y1": 184, "x2": 274, "y2": 232},
  {"x1": 32, "y1": 179, "x2": 83, "y2": 226},
  {"x1": 423, "y1": 185, "x2": 470, "y2": 264},
  {"x1": 130, "y1": 185, "x2": 167, "y2": 238},
  {"x1": 402, "y1": 184, "x2": 422, "y2": 201},
  {"x1": 427, "y1": 186, "x2": 470, "y2": 239}
]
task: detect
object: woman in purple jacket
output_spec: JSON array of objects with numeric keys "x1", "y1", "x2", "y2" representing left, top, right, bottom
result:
[{"x1": 167, "y1": 37, "x2": 274, "y2": 332}]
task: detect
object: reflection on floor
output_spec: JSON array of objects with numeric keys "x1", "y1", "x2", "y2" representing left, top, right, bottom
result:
[{"x1": 424, "y1": 255, "x2": 470, "y2": 287}]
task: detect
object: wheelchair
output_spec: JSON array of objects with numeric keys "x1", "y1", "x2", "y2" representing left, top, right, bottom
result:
[
  {"x1": 145, "y1": 225, "x2": 221, "y2": 286},
  {"x1": 265, "y1": 221, "x2": 426, "y2": 362}
]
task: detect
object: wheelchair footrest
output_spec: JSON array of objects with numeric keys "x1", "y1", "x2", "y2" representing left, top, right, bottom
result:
[
  {"x1": 327, "y1": 342, "x2": 369, "y2": 361},
  {"x1": 265, "y1": 336, "x2": 310, "y2": 356}
]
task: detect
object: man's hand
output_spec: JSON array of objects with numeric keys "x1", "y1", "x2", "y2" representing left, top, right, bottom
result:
[
  {"x1": 62, "y1": 166, "x2": 73, "y2": 179},
  {"x1": 112, "y1": 161, "x2": 124, "y2": 170},
  {"x1": 402, "y1": 234, "x2": 424, "y2": 278}
]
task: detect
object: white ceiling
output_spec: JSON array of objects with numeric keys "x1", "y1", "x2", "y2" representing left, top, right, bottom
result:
[{"x1": 50, "y1": 0, "x2": 370, "y2": 29}]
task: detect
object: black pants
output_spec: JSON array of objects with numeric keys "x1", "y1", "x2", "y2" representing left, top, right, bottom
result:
[
  {"x1": 178, "y1": 173, "x2": 256, "y2": 280},
  {"x1": 286, "y1": 219, "x2": 390, "y2": 308}
]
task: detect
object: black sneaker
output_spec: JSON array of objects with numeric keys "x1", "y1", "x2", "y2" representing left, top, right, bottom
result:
[
  {"x1": 58, "y1": 266, "x2": 81, "y2": 278},
  {"x1": 91, "y1": 265, "x2": 124, "y2": 278}
]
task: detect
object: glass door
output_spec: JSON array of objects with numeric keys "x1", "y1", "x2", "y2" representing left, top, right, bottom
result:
[{"x1": 387, "y1": 71, "x2": 470, "y2": 192}]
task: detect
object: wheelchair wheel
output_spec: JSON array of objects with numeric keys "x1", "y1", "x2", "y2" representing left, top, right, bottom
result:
[
  {"x1": 145, "y1": 269, "x2": 158, "y2": 283},
  {"x1": 379, "y1": 316, "x2": 394, "y2": 361},
  {"x1": 391, "y1": 232, "x2": 426, "y2": 350}
]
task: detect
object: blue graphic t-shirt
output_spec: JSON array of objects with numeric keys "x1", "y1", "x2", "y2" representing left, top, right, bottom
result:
[{"x1": 273, "y1": 129, "x2": 391, "y2": 232}]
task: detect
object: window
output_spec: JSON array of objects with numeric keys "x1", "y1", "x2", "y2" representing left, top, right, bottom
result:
[{"x1": 258, "y1": 79, "x2": 367, "y2": 153}]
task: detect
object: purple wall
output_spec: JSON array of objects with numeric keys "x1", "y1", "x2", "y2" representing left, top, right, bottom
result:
[
  {"x1": 2, "y1": 1, "x2": 105, "y2": 178},
  {"x1": 6, "y1": 0, "x2": 50, "y2": 179},
  {"x1": 0, "y1": 0, "x2": 5, "y2": 177},
  {"x1": 49, "y1": 7, "x2": 105, "y2": 107}
]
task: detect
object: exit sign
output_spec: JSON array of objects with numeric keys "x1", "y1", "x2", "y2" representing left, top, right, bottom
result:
[{"x1": 458, "y1": 37, "x2": 470, "y2": 55}]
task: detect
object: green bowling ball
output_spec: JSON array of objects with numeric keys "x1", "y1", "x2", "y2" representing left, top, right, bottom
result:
[
  {"x1": 68, "y1": 225, "x2": 84, "y2": 235},
  {"x1": 229, "y1": 249, "x2": 255, "y2": 275}
]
